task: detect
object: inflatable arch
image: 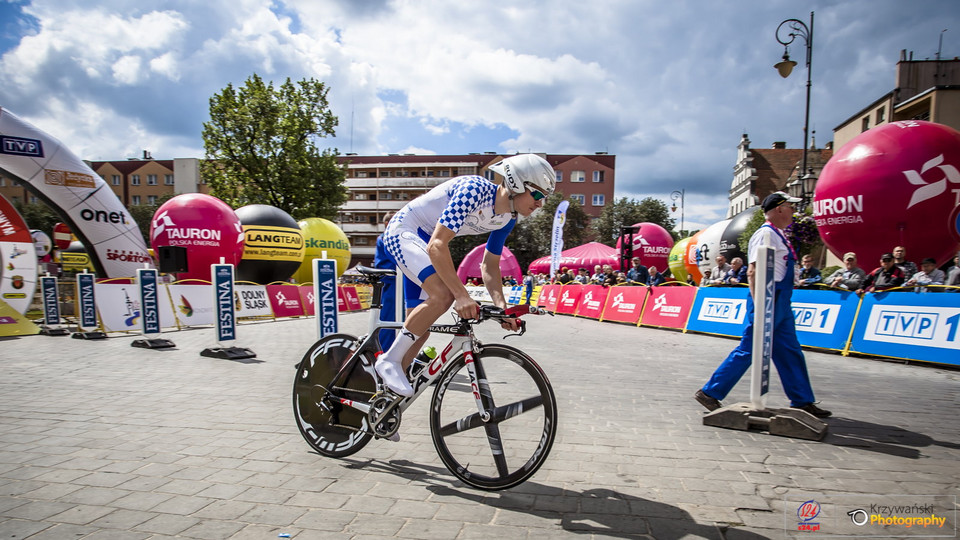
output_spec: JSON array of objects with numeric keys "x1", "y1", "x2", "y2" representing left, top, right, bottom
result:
[{"x1": 0, "y1": 107, "x2": 152, "y2": 278}]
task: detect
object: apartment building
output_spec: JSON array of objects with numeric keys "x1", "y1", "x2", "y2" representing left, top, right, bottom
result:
[{"x1": 834, "y1": 52, "x2": 960, "y2": 149}]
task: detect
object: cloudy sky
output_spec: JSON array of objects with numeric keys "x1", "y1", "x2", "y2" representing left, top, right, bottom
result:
[{"x1": 1, "y1": 0, "x2": 957, "y2": 230}]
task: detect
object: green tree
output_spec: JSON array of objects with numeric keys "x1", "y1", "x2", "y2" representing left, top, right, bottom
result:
[
  {"x1": 14, "y1": 200, "x2": 60, "y2": 236},
  {"x1": 201, "y1": 74, "x2": 347, "y2": 220},
  {"x1": 738, "y1": 207, "x2": 823, "y2": 262},
  {"x1": 591, "y1": 196, "x2": 676, "y2": 247},
  {"x1": 738, "y1": 208, "x2": 766, "y2": 257},
  {"x1": 127, "y1": 193, "x2": 176, "y2": 246},
  {"x1": 507, "y1": 193, "x2": 591, "y2": 273}
]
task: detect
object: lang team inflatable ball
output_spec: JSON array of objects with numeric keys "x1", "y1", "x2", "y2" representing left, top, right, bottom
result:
[
  {"x1": 235, "y1": 204, "x2": 305, "y2": 284},
  {"x1": 150, "y1": 193, "x2": 245, "y2": 282},
  {"x1": 815, "y1": 120, "x2": 960, "y2": 267}
]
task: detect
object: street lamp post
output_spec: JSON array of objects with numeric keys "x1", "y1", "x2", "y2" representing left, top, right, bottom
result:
[
  {"x1": 775, "y1": 11, "x2": 814, "y2": 211},
  {"x1": 670, "y1": 189, "x2": 685, "y2": 237}
]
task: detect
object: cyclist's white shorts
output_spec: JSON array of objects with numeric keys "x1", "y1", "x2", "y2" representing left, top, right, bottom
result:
[{"x1": 380, "y1": 227, "x2": 435, "y2": 307}]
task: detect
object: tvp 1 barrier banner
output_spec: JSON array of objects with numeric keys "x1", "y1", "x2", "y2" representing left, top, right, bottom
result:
[
  {"x1": 639, "y1": 285, "x2": 697, "y2": 330},
  {"x1": 790, "y1": 288, "x2": 861, "y2": 351},
  {"x1": 575, "y1": 285, "x2": 609, "y2": 319},
  {"x1": 537, "y1": 285, "x2": 560, "y2": 312},
  {"x1": 685, "y1": 286, "x2": 751, "y2": 337},
  {"x1": 599, "y1": 286, "x2": 647, "y2": 323},
  {"x1": 554, "y1": 284, "x2": 583, "y2": 315},
  {"x1": 849, "y1": 290, "x2": 960, "y2": 366}
]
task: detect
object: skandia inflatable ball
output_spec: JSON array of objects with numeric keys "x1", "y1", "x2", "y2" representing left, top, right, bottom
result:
[
  {"x1": 615, "y1": 222, "x2": 674, "y2": 273},
  {"x1": 815, "y1": 120, "x2": 960, "y2": 266},
  {"x1": 150, "y1": 193, "x2": 244, "y2": 282},
  {"x1": 235, "y1": 205, "x2": 305, "y2": 284},
  {"x1": 668, "y1": 237, "x2": 691, "y2": 283},
  {"x1": 292, "y1": 218, "x2": 351, "y2": 282}
]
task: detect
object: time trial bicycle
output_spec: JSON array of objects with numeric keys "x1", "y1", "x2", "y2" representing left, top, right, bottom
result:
[{"x1": 292, "y1": 265, "x2": 557, "y2": 490}]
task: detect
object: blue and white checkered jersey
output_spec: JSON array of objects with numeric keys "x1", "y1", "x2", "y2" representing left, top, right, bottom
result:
[{"x1": 385, "y1": 176, "x2": 515, "y2": 255}]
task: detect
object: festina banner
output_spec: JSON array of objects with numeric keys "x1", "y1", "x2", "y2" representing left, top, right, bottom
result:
[
  {"x1": 549, "y1": 201, "x2": 569, "y2": 278},
  {"x1": 0, "y1": 108, "x2": 152, "y2": 277}
]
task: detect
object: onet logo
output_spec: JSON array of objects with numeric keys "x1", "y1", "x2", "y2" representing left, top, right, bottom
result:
[{"x1": 905, "y1": 153, "x2": 960, "y2": 209}]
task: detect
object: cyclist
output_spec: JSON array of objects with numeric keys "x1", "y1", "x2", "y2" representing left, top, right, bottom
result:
[{"x1": 372, "y1": 154, "x2": 556, "y2": 397}]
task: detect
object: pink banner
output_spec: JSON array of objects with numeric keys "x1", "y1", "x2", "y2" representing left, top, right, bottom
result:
[
  {"x1": 554, "y1": 284, "x2": 583, "y2": 315},
  {"x1": 341, "y1": 286, "x2": 362, "y2": 311},
  {"x1": 599, "y1": 286, "x2": 648, "y2": 324},
  {"x1": 266, "y1": 284, "x2": 305, "y2": 318},
  {"x1": 537, "y1": 285, "x2": 560, "y2": 312},
  {"x1": 574, "y1": 285, "x2": 608, "y2": 319},
  {"x1": 299, "y1": 285, "x2": 315, "y2": 316},
  {"x1": 638, "y1": 285, "x2": 697, "y2": 329}
]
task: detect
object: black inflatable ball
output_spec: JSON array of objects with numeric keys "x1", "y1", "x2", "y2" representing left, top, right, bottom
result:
[{"x1": 234, "y1": 205, "x2": 305, "y2": 284}]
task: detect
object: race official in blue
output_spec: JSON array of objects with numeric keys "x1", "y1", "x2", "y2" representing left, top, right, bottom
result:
[{"x1": 695, "y1": 192, "x2": 831, "y2": 418}]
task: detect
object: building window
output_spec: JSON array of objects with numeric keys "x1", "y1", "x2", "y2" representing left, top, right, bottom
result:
[
  {"x1": 355, "y1": 193, "x2": 367, "y2": 200},
  {"x1": 484, "y1": 169, "x2": 496, "y2": 182},
  {"x1": 131, "y1": 174, "x2": 140, "y2": 185},
  {"x1": 147, "y1": 174, "x2": 157, "y2": 185},
  {"x1": 571, "y1": 170, "x2": 585, "y2": 182},
  {"x1": 147, "y1": 195, "x2": 157, "y2": 205},
  {"x1": 570, "y1": 194, "x2": 585, "y2": 204},
  {"x1": 0, "y1": 177, "x2": 4, "y2": 187},
  {"x1": 164, "y1": 174, "x2": 173, "y2": 185},
  {"x1": 379, "y1": 171, "x2": 391, "y2": 177},
  {"x1": 592, "y1": 194, "x2": 605, "y2": 206},
  {"x1": 861, "y1": 117, "x2": 869, "y2": 132},
  {"x1": 132, "y1": 195, "x2": 141, "y2": 205},
  {"x1": 357, "y1": 171, "x2": 368, "y2": 178},
  {"x1": 438, "y1": 170, "x2": 449, "y2": 177},
  {"x1": 876, "y1": 107, "x2": 885, "y2": 124},
  {"x1": 457, "y1": 167, "x2": 473, "y2": 175},
  {"x1": 381, "y1": 192, "x2": 393, "y2": 200},
  {"x1": 355, "y1": 236, "x2": 370, "y2": 245},
  {"x1": 592, "y1": 171, "x2": 604, "y2": 183},
  {"x1": 354, "y1": 215, "x2": 366, "y2": 222},
  {"x1": 555, "y1": 170, "x2": 562, "y2": 183}
]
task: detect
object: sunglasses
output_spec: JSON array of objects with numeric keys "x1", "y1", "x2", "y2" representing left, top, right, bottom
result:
[{"x1": 527, "y1": 187, "x2": 546, "y2": 201}]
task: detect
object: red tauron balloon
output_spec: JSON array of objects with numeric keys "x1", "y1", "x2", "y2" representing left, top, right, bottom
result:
[
  {"x1": 814, "y1": 120, "x2": 960, "y2": 268},
  {"x1": 149, "y1": 194, "x2": 245, "y2": 282},
  {"x1": 615, "y1": 222, "x2": 674, "y2": 273}
]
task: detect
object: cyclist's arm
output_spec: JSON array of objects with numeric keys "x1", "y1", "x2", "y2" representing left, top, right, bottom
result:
[
  {"x1": 481, "y1": 250, "x2": 506, "y2": 308},
  {"x1": 426, "y1": 223, "x2": 477, "y2": 319}
]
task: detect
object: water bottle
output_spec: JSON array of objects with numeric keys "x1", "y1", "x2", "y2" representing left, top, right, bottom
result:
[{"x1": 407, "y1": 345, "x2": 437, "y2": 379}]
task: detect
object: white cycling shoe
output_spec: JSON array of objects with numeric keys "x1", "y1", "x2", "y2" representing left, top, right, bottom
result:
[{"x1": 375, "y1": 359, "x2": 414, "y2": 397}]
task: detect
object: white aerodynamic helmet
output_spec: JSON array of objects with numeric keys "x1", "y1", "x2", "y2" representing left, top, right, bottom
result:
[{"x1": 488, "y1": 154, "x2": 556, "y2": 197}]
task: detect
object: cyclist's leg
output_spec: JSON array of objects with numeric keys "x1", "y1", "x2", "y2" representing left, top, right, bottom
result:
[{"x1": 373, "y1": 236, "x2": 399, "y2": 352}]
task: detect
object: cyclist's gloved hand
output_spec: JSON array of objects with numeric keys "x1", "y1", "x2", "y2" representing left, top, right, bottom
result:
[
  {"x1": 500, "y1": 316, "x2": 520, "y2": 332},
  {"x1": 453, "y1": 295, "x2": 479, "y2": 320}
]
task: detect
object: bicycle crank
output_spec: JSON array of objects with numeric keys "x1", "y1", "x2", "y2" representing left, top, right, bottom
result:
[{"x1": 368, "y1": 395, "x2": 402, "y2": 439}]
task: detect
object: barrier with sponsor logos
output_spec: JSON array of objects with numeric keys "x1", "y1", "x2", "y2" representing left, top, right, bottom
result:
[
  {"x1": 575, "y1": 284, "x2": 609, "y2": 319},
  {"x1": 266, "y1": 284, "x2": 305, "y2": 317},
  {"x1": 599, "y1": 285, "x2": 647, "y2": 323},
  {"x1": 554, "y1": 284, "x2": 584, "y2": 315},
  {"x1": 790, "y1": 288, "x2": 861, "y2": 352},
  {"x1": 639, "y1": 285, "x2": 698, "y2": 330},
  {"x1": 537, "y1": 284, "x2": 561, "y2": 312},
  {"x1": 685, "y1": 286, "x2": 751, "y2": 338},
  {"x1": 848, "y1": 289, "x2": 960, "y2": 365}
]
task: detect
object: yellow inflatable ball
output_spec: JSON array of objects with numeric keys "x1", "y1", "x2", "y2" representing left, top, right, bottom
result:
[{"x1": 292, "y1": 218, "x2": 351, "y2": 283}]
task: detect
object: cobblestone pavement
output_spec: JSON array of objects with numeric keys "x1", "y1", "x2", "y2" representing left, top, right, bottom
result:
[{"x1": 0, "y1": 311, "x2": 958, "y2": 539}]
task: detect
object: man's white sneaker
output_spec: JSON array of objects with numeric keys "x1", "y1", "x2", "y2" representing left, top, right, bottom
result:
[{"x1": 375, "y1": 359, "x2": 414, "y2": 397}]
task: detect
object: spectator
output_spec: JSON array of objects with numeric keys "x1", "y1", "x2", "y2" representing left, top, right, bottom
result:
[
  {"x1": 826, "y1": 252, "x2": 866, "y2": 290},
  {"x1": 712, "y1": 255, "x2": 732, "y2": 283},
  {"x1": 857, "y1": 253, "x2": 905, "y2": 294},
  {"x1": 893, "y1": 246, "x2": 918, "y2": 281},
  {"x1": 947, "y1": 252, "x2": 960, "y2": 289},
  {"x1": 906, "y1": 258, "x2": 945, "y2": 291},
  {"x1": 574, "y1": 267, "x2": 590, "y2": 284},
  {"x1": 626, "y1": 257, "x2": 649, "y2": 285},
  {"x1": 558, "y1": 267, "x2": 574, "y2": 285},
  {"x1": 590, "y1": 265, "x2": 604, "y2": 284},
  {"x1": 725, "y1": 257, "x2": 748, "y2": 285},
  {"x1": 796, "y1": 254, "x2": 822, "y2": 288},
  {"x1": 615, "y1": 272, "x2": 628, "y2": 285},
  {"x1": 601, "y1": 264, "x2": 617, "y2": 286},
  {"x1": 648, "y1": 265, "x2": 665, "y2": 286},
  {"x1": 685, "y1": 274, "x2": 697, "y2": 286},
  {"x1": 522, "y1": 273, "x2": 534, "y2": 305},
  {"x1": 699, "y1": 269, "x2": 713, "y2": 287}
]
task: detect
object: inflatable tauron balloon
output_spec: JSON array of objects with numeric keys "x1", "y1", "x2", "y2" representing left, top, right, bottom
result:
[
  {"x1": 815, "y1": 120, "x2": 960, "y2": 266},
  {"x1": 615, "y1": 222, "x2": 674, "y2": 272},
  {"x1": 235, "y1": 205, "x2": 305, "y2": 284},
  {"x1": 293, "y1": 218, "x2": 351, "y2": 282},
  {"x1": 150, "y1": 194, "x2": 245, "y2": 282}
]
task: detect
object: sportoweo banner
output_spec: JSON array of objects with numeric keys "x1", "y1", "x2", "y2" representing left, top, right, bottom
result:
[{"x1": 0, "y1": 107, "x2": 151, "y2": 277}]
